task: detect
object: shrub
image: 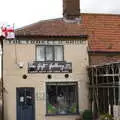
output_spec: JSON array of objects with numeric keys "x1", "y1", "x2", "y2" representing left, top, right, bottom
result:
[
  {"x1": 82, "y1": 110, "x2": 93, "y2": 120},
  {"x1": 100, "y1": 113, "x2": 113, "y2": 120}
]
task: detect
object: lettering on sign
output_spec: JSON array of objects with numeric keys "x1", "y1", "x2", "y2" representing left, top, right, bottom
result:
[
  {"x1": 28, "y1": 61, "x2": 72, "y2": 73},
  {"x1": 6, "y1": 39, "x2": 86, "y2": 45}
]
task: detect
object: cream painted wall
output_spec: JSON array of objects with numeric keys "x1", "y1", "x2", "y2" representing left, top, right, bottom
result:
[{"x1": 3, "y1": 40, "x2": 89, "y2": 120}]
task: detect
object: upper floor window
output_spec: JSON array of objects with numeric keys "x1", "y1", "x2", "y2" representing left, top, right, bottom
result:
[{"x1": 36, "y1": 45, "x2": 64, "y2": 61}]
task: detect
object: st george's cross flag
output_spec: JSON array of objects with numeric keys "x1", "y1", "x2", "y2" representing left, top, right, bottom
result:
[{"x1": 1, "y1": 24, "x2": 15, "y2": 39}]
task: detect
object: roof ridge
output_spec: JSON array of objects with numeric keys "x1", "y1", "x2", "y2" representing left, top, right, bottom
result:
[
  {"x1": 15, "y1": 18, "x2": 62, "y2": 31},
  {"x1": 81, "y1": 12, "x2": 120, "y2": 16}
]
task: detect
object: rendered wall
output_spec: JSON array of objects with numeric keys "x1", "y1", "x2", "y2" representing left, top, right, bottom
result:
[{"x1": 3, "y1": 39, "x2": 89, "y2": 120}]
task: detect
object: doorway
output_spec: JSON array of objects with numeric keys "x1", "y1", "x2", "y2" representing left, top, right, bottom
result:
[{"x1": 16, "y1": 87, "x2": 35, "y2": 120}]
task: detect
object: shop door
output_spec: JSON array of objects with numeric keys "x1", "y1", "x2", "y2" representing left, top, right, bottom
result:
[{"x1": 17, "y1": 88, "x2": 35, "y2": 120}]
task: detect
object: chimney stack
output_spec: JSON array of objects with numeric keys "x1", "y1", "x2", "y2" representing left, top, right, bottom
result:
[{"x1": 63, "y1": 0, "x2": 80, "y2": 20}]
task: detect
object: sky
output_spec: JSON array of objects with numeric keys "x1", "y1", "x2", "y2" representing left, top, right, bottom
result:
[{"x1": 0, "y1": 0, "x2": 120, "y2": 28}]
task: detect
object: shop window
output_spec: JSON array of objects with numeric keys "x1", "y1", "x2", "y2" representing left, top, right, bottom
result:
[
  {"x1": 36, "y1": 45, "x2": 63, "y2": 61},
  {"x1": 46, "y1": 82, "x2": 79, "y2": 115}
]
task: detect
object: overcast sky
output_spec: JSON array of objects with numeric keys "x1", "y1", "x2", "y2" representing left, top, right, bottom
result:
[{"x1": 0, "y1": 0, "x2": 120, "y2": 28}]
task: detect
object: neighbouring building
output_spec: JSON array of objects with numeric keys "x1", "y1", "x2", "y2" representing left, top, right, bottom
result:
[{"x1": 2, "y1": 0, "x2": 120, "y2": 120}]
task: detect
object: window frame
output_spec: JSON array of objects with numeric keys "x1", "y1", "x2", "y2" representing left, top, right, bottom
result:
[
  {"x1": 46, "y1": 82, "x2": 79, "y2": 116},
  {"x1": 36, "y1": 45, "x2": 64, "y2": 62}
]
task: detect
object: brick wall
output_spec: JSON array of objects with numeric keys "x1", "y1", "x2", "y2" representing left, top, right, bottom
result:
[
  {"x1": 89, "y1": 53, "x2": 120, "y2": 65},
  {"x1": 63, "y1": 0, "x2": 80, "y2": 19},
  {"x1": 81, "y1": 14, "x2": 120, "y2": 65},
  {"x1": 81, "y1": 13, "x2": 120, "y2": 52}
]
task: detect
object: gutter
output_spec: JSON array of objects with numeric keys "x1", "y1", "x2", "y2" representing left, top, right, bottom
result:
[
  {"x1": 88, "y1": 50, "x2": 120, "y2": 54},
  {"x1": 15, "y1": 34, "x2": 88, "y2": 39}
]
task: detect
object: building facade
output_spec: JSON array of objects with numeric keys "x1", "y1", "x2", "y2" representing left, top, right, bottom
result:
[{"x1": 3, "y1": 37, "x2": 89, "y2": 120}]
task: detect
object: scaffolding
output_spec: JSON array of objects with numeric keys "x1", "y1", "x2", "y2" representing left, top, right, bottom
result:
[{"x1": 88, "y1": 62, "x2": 120, "y2": 116}]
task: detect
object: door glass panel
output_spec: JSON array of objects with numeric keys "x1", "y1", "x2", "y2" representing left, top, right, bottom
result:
[{"x1": 26, "y1": 89, "x2": 33, "y2": 105}]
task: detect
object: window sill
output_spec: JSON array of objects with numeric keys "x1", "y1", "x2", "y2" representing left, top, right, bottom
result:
[{"x1": 45, "y1": 113, "x2": 80, "y2": 116}]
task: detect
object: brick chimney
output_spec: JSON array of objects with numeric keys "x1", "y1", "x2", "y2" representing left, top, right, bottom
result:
[{"x1": 63, "y1": 0, "x2": 80, "y2": 20}]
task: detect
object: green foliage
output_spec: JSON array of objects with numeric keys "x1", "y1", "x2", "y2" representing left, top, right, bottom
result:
[
  {"x1": 82, "y1": 110, "x2": 93, "y2": 120},
  {"x1": 69, "y1": 103, "x2": 77, "y2": 113},
  {"x1": 47, "y1": 104, "x2": 57, "y2": 114},
  {"x1": 100, "y1": 113, "x2": 113, "y2": 120}
]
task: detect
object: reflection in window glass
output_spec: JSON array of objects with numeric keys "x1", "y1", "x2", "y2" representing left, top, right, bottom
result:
[
  {"x1": 36, "y1": 45, "x2": 64, "y2": 61},
  {"x1": 46, "y1": 82, "x2": 78, "y2": 115},
  {"x1": 55, "y1": 46, "x2": 63, "y2": 61},
  {"x1": 46, "y1": 46, "x2": 53, "y2": 61},
  {"x1": 37, "y1": 46, "x2": 45, "y2": 61}
]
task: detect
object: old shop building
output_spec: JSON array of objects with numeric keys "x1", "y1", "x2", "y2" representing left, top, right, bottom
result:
[
  {"x1": 3, "y1": 0, "x2": 89, "y2": 120},
  {"x1": 3, "y1": 0, "x2": 120, "y2": 120}
]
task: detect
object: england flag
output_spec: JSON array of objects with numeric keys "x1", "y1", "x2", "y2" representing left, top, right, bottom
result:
[{"x1": 1, "y1": 24, "x2": 15, "y2": 39}]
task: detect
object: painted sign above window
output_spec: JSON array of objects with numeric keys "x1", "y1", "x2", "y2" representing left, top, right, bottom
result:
[
  {"x1": 6, "y1": 39, "x2": 87, "y2": 45},
  {"x1": 28, "y1": 61, "x2": 72, "y2": 73}
]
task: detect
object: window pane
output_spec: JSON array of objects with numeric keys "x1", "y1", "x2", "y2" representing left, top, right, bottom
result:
[
  {"x1": 54, "y1": 46, "x2": 63, "y2": 61},
  {"x1": 46, "y1": 85, "x2": 57, "y2": 114},
  {"x1": 37, "y1": 46, "x2": 45, "y2": 61},
  {"x1": 46, "y1": 82, "x2": 78, "y2": 115},
  {"x1": 46, "y1": 46, "x2": 53, "y2": 61}
]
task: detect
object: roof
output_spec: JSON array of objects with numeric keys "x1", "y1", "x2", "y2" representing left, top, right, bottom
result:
[
  {"x1": 15, "y1": 18, "x2": 87, "y2": 37},
  {"x1": 83, "y1": 13, "x2": 120, "y2": 52},
  {"x1": 15, "y1": 13, "x2": 120, "y2": 52}
]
